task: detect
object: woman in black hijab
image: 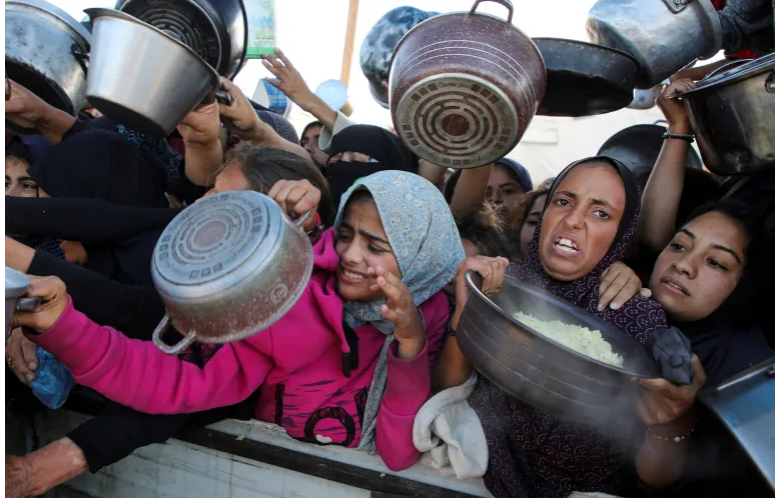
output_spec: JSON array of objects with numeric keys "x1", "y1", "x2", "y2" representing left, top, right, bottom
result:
[{"x1": 324, "y1": 124, "x2": 419, "y2": 208}]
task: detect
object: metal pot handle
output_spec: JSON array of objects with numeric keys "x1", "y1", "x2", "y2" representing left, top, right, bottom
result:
[
  {"x1": 71, "y1": 44, "x2": 89, "y2": 73},
  {"x1": 469, "y1": 0, "x2": 514, "y2": 24},
  {"x1": 15, "y1": 297, "x2": 41, "y2": 312},
  {"x1": 152, "y1": 314, "x2": 197, "y2": 355},
  {"x1": 766, "y1": 71, "x2": 775, "y2": 93},
  {"x1": 291, "y1": 210, "x2": 311, "y2": 230},
  {"x1": 703, "y1": 59, "x2": 753, "y2": 81},
  {"x1": 662, "y1": 0, "x2": 691, "y2": 14}
]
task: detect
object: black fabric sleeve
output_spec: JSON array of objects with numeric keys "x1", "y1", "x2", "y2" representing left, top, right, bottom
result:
[
  {"x1": 27, "y1": 250, "x2": 165, "y2": 340},
  {"x1": 171, "y1": 159, "x2": 210, "y2": 205},
  {"x1": 6, "y1": 196, "x2": 181, "y2": 245}
]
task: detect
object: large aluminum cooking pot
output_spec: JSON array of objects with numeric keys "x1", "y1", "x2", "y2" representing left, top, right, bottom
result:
[
  {"x1": 84, "y1": 8, "x2": 220, "y2": 137},
  {"x1": 5, "y1": 267, "x2": 40, "y2": 339},
  {"x1": 679, "y1": 54, "x2": 775, "y2": 176},
  {"x1": 587, "y1": 0, "x2": 722, "y2": 89},
  {"x1": 698, "y1": 359, "x2": 775, "y2": 489},
  {"x1": 389, "y1": 0, "x2": 545, "y2": 169},
  {"x1": 5, "y1": 0, "x2": 91, "y2": 132},
  {"x1": 457, "y1": 273, "x2": 658, "y2": 426},
  {"x1": 151, "y1": 191, "x2": 313, "y2": 355}
]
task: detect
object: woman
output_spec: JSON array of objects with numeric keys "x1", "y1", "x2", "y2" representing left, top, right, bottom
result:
[
  {"x1": 14, "y1": 171, "x2": 466, "y2": 473},
  {"x1": 440, "y1": 157, "x2": 703, "y2": 497},
  {"x1": 515, "y1": 184, "x2": 550, "y2": 258},
  {"x1": 649, "y1": 200, "x2": 773, "y2": 386},
  {"x1": 444, "y1": 158, "x2": 533, "y2": 213}
]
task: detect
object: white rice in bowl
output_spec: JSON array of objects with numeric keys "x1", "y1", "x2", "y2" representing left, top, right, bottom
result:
[{"x1": 512, "y1": 311, "x2": 624, "y2": 368}]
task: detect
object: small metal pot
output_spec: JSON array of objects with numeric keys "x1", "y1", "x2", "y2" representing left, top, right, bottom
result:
[
  {"x1": 5, "y1": 0, "x2": 91, "y2": 132},
  {"x1": 389, "y1": 0, "x2": 546, "y2": 169},
  {"x1": 587, "y1": 0, "x2": 722, "y2": 88},
  {"x1": 679, "y1": 54, "x2": 775, "y2": 176},
  {"x1": 84, "y1": 8, "x2": 220, "y2": 137},
  {"x1": 457, "y1": 272, "x2": 657, "y2": 426},
  {"x1": 5, "y1": 267, "x2": 40, "y2": 339},
  {"x1": 151, "y1": 191, "x2": 313, "y2": 355}
]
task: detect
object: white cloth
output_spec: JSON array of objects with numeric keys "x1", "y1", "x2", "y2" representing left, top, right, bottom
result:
[
  {"x1": 413, "y1": 373, "x2": 488, "y2": 479},
  {"x1": 318, "y1": 111, "x2": 356, "y2": 153}
]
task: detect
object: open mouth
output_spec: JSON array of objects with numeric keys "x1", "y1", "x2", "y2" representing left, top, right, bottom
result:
[
  {"x1": 661, "y1": 279, "x2": 689, "y2": 296},
  {"x1": 554, "y1": 236, "x2": 580, "y2": 254},
  {"x1": 339, "y1": 267, "x2": 367, "y2": 282}
]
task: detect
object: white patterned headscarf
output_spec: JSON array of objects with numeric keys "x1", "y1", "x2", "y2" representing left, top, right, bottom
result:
[{"x1": 334, "y1": 170, "x2": 465, "y2": 451}]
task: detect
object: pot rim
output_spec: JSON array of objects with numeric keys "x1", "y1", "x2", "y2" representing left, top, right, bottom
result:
[
  {"x1": 6, "y1": 0, "x2": 92, "y2": 45},
  {"x1": 85, "y1": 7, "x2": 220, "y2": 84},
  {"x1": 532, "y1": 37, "x2": 639, "y2": 66},
  {"x1": 464, "y1": 272, "x2": 657, "y2": 378},
  {"x1": 679, "y1": 53, "x2": 775, "y2": 96}
]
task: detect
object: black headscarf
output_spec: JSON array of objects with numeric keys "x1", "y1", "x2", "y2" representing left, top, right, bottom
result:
[
  {"x1": 325, "y1": 125, "x2": 419, "y2": 207},
  {"x1": 671, "y1": 204, "x2": 774, "y2": 386},
  {"x1": 471, "y1": 156, "x2": 668, "y2": 498}
]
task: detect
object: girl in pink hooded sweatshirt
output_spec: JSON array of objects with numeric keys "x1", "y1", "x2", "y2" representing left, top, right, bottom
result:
[{"x1": 17, "y1": 171, "x2": 467, "y2": 472}]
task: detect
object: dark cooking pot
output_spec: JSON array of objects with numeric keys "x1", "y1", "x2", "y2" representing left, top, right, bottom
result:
[
  {"x1": 457, "y1": 273, "x2": 657, "y2": 426},
  {"x1": 598, "y1": 124, "x2": 703, "y2": 173},
  {"x1": 389, "y1": 0, "x2": 545, "y2": 169},
  {"x1": 116, "y1": 0, "x2": 247, "y2": 79}
]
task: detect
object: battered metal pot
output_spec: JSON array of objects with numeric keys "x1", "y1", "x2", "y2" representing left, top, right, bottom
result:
[
  {"x1": 389, "y1": 0, "x2": 545, "y2": 169},
  {"x1": 457, "y1": 272, "x2": 658, "y2": 426},
  {"x1": 151, "y1": 191, "x2": 313, "y2": 355},
  {"x1": 84, "y1": 8, "x2": 220, "y2": 137},
  {"x1": 679, "y1": 54, "x2": 775, "y2": 176},
  {"x1": 586, "y1": 0, "x2": 722, "y2": 88},
  {"x1": 5, "y1": 0, "x2": 91, "y2": 132}
]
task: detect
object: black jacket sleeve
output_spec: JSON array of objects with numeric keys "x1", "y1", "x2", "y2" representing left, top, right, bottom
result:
[
  {"x1": 27, "y1": 250, "x2": 165, "y2": 340},
  {"x1": 6, "y1": 196, "x2": 181, "y2": 245}
]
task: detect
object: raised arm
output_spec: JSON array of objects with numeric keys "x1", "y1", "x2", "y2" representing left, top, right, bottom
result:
[
  {"x1": 449, "y1": 165, "x2": 494, "y2": 218},
  {"x1": 639, "y1": 79, "x2": 697, "y2": 252},
  {"x1": 5, "y1": 79, "x2": 77, "y2": 145},
  {"x1": 177, "y1": 102, "x2": 224, "y2": 186},
  {"x1": 218, "y1": 77, "x2": 312, "y2": 162},
  {"x1": 6, "y1": 196, "x2": 180, "y2": 244},
  {"x1": 16, "y1": 277, "x2": 273, "y2": 415}
]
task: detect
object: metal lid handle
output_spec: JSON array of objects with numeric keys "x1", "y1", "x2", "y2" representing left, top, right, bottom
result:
[
  {"x1": 469, "y1": 0, "x2": 514, "y2": 24},
  {"x1": 152, "y1": 314, "x2": 197, "y2": 355}
]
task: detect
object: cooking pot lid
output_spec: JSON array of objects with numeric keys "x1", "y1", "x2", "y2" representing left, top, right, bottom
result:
[
  {"x1": 153, "y1": 191, "x2": 282, "y2": 287},
  {"x1": 5, "y1": 267, "x2": 30, "y2": 299},
  {"x1": 681, "y1": 53, "x2": 775, "y2": 95}
]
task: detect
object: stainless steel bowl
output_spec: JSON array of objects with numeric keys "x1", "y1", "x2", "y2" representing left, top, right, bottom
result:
[
  {"x1": 5, "y1": 0, "x2": 91, "y2": 133},
  {"x1": 151, "y1": 191, "x2": 313, "y2": 355},
  {"x1": 457, "y1": 272, "x2": 658, "y2": 425},
  {"x1": 84, "y1": 8, "x2": 219, "y2": 137}
]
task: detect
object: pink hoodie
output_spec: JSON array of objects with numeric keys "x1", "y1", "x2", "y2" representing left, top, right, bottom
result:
[{"x1": 31, "y1": 230, "x2": 450, "y2": 471}]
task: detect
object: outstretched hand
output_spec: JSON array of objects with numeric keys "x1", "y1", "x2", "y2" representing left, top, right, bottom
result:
[
  {"x1": 268, "y1": 179, "x2": 321, "y2": 233},
  {"x1": 261, "y1": 48, "x2": 317, "y2": 109},
  {"x1": 10, "y1": 275, "x2": 69, "y2": 334}
]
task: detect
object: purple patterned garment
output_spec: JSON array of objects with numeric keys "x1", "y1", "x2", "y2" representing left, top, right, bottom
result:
[{"x1": 468, "y1": 157, "x2": 668, "y2": 498}]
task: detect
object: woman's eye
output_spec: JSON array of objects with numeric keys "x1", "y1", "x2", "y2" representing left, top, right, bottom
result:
[
  {"x1": 368, "y1": 244, "x2": 384, "y2": 255},
  {"x1": 668, "y1": 242, "x2": 686, "y2": 251},
  {"x1": 23, "y1": 183, "x2": 37, "y2": 190},
  {"x1": 707, "y1": 259, "x2": 728, "y2": 271},
  {"x1": 502, "y1": 187, "x2": 518, "y2": 195},
  {"x1": 593, "y1": 210, "x2": 610, "y2": 220},
  {"x1": 553, "y1": 198, "x2": 570, "y2": 207},
  {"x1": 336, "y1": 232, "x2": 352, "y2": 242}
]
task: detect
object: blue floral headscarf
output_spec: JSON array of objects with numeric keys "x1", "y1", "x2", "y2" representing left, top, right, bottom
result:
[{"x1": 333, "y1": 170, "x2": 464, "y2": 451}]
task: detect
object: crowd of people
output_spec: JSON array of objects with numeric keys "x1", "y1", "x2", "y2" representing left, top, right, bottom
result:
[{"x1": 4, "y1": 5, "x2": 775, "y2": 498}]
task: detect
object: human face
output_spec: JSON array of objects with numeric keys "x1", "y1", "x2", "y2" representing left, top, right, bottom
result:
[
  {"x1": 301, "y1": 125, "x2": 328, "y2": 166},
  {"x1": 486, "y1": 164, "x2": 525, "y2": 208},
  {"x1": 519, "y1": 194, "x2": 546, "y2": 256},
  {"x1": 335, "y1": 196, "x2": 401, "y2": 301},
  {"x1": 5, "y1": 157, "x2": 38, "y2": 198},
  {"x1": 202, "y1": 161, "x2": 250, "y2": 198},
  {"x1": 539, "y1": 164, "x2": 625, "y2": 281},
  {"x1": 649, "y1": 211, "x2": 747, "y2": 322}
]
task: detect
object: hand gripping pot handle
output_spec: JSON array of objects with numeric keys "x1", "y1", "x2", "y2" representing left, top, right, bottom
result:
[
  {"x1": 469, "y1": 0, "x2": 514, "y2": 23},
  {"x1": 150, "y1": 209, "x2": 313, "y2": 355}
]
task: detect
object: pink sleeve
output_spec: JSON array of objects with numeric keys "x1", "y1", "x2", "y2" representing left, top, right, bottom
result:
[
  {"x1": 375, "y1": 293, "x2": 450, "y2": 471},
  {"x1": 30, "y1": 299, "x2": 274, "y2": 414}
]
